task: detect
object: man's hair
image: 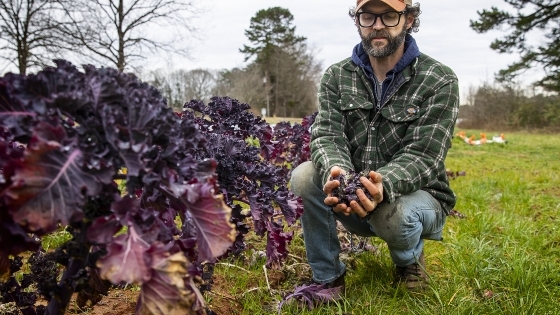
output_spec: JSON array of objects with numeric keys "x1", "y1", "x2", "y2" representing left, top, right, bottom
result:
[
  {"x1": 406, "y1": 3, "x2": 421, "y2": 34},
  {"x1": 348, "y1": 2, "x2": 422, "y2": 34}
]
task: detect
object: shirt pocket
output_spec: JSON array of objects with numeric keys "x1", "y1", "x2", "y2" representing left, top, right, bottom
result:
[
  {"x1": 338, "y1": 94, "x2": 373, "y2": 149},
  {"x1": 339, "y1": 93, "x2": 374, "y2": 112},
  {"x1": 378, "y1": 103, "x2": 421, "y2": 158},
  {"x1": 380, "y1": 103, "x2": 421, "y2": 123}
]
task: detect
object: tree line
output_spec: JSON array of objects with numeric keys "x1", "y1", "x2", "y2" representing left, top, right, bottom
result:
[
  {"x1": 458, "y1": 83, "x2": 560, "y2": 131},
  {"x1": 2, "y1": 0, "x2": 559, "y2": 119}
]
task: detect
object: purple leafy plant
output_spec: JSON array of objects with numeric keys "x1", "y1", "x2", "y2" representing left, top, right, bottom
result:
[
  {"x1": 0, "y1": 60, "x2": 235, "y2": 315},
  {"x1": 266, "y1": 112, "x2": 317, "y2": 175},
  {"x1": 277, "y1": 283, "x2": 342, "y2": 313},
  {"x1": 181, "y1": 98, "x2": 311, "y2": 269}
]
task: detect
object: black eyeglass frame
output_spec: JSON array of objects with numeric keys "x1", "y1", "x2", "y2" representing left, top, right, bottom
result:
[{"x1": 355, "y1": 11, "x2": 406, "y2": 28}]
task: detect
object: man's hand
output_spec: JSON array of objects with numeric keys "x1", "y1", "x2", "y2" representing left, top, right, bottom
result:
[
  {"x1": 349, "y1": 171, "x2": 384, "y2": 217},
  {"x1": 322, "y1": 166, "x2": 354, "y2": 216}
]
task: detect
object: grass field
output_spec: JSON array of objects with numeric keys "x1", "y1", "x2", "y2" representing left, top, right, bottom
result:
[{"x1": 206, "y1": 130, "x2": 560, "y2": 315}]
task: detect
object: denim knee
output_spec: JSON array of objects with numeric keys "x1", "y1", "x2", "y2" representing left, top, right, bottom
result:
[
  {"x1": 290, "y1": 161, "x2": 317, "y2": 197},
  {"x1": 368, "y1": 190, "x2": 444, "y2": 251},
  {"x1": 369, "y1": 201, "x2": 414, "y2": 250}
]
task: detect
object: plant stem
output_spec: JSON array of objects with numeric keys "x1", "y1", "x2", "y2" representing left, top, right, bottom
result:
[
  {"x1": 45, "y1": 256, "x2": 86, "y2": 315},
  {"x1": 45, "y1": 225, "x2": 90, "y2": 315}
]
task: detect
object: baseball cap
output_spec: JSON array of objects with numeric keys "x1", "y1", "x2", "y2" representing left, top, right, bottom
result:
[{"x1": 356, "y1": 0, "x2": 412, "y2": 12}]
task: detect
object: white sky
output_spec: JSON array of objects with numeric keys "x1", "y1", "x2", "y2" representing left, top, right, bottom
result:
[{"x1": 158, "y1": 0, "x2": 545, "y2": 103}]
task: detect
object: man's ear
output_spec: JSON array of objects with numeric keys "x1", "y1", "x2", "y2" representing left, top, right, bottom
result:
[{"x1": 406, "y1": 14, "x2": 414, "y2": 29}]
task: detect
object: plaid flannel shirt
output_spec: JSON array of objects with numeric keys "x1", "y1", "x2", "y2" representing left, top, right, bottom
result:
[{"x1": 311, "y1": 53, "x2": 459, "y2": 214}]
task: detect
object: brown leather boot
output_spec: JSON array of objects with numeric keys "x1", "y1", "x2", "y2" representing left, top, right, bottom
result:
[{"x1": 394, "y1": 251, "x2": 428, "y2": 291}]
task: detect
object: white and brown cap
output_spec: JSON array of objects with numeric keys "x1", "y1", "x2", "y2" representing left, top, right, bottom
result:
[{"x1": 356, "y1": 0, "x2": 412, "y2": 12}]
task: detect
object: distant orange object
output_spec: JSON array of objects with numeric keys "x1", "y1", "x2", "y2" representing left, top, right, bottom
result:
[
  {"x1": 492, "y1": 133, "x2": 507, "y2": 143},
  {"x1": 457, "y1": 131, "x2": 507, "y2": 145}
]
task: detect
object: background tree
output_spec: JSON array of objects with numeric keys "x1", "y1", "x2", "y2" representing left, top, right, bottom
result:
[
  {"x1": 215, "y1": 65, "x2": 267, "y2": 115},
  {"x1": 57, "y1": 0, "x2": 201, "y2": 72},
  {"x1": 240, "y1": 7, "x2": 317, "y2": 116},
  {"x1": 0, "y1": 0, "x2": 65, "y2": 74},
  {"x1": 178, "y1": 68, "x2": 216, "y2": 102},
  {"x1": 272, "y1": 43, "x2": 322, "y2": 117},
  {"x1": 240, "y1": 7, "x2": 305, "y2": 68},
  {"x1": 471, "y1": 0, "x2": 560, "y2": 92},
  {"x1": 147, "y1": 68, "x2": 218, "y2": 111}
]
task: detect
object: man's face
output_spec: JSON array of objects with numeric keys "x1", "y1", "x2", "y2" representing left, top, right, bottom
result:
[{"x1": 357, "y1": 1, "x2": 411, "y2": 58}]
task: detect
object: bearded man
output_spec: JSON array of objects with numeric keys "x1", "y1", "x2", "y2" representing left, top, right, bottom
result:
[{"x1": 291, "y1": 0, "x2": 459, "y2": 292}]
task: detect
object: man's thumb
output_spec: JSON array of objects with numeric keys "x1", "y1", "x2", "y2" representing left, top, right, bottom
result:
[{"x1": 370, "y1": 171, "x2": 383, "y2": 183}]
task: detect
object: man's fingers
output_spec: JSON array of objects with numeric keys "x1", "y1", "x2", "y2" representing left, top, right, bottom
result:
[
  {"x1": 333, "y1": 203, "x2": 348, "y2": 213},
  {"x1": 331, "y1": 166, "x2": 343, "y2": 178},
  {"x1": 330, "y1": 202, "x2": 353, "y2": 216},
  {"x1": 324, "y1": 196, "x2": 339, "y2": 206},
  {"x1": 349, "y1": 200, "x2": 368, "y2": 217},
  {"x1": 360, "y1": 176, "x2": 383, "y2": 203},
  {"x1": 356, "y1": 189, "x2": 376, "y2": 212},
  {"x1": 323, "y1": 179, "x2": 340, "y2": 195},
  {"x1": 360, "y1": 176, "x2": 378, "y2": 194}
]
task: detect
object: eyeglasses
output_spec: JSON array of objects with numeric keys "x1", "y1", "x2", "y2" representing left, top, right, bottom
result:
[{"x1": 355, "y1": 11, "x2": 405, "y2": 28}]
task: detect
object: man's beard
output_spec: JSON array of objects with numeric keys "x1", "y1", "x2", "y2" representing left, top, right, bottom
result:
[{"x1": 360, "y1": 26, "x2": 407, "y2": 58}]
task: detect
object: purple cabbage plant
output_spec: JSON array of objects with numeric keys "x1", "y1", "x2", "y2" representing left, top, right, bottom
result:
[
  {"x1": 277, "y1": 283, "x2": 342, "y2": 314},
  {"x1": 266, "y1": 112, "x2": 317, "y2": 172},
  {"x1": 181, "y1": 98, "x2": 310, "y2": 269},
  {"x1": 0, "y1": 60, "x2": 235, "y2": 315}
]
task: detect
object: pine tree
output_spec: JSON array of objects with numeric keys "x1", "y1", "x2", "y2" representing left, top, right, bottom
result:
[{"x1": 471, "y1": 0, "x2": 560, "y2": 92}]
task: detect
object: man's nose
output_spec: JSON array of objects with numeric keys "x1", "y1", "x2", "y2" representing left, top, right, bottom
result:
[{"x1": 372, "y1": 17, "x2": 385, "y2": 30}]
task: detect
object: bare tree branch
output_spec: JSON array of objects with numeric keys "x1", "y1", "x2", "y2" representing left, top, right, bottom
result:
[
  {"x1": 56, "y1": 0, "x2": 202, "y2": 72},
  {"x1": 0, "y1": 0, "x2": 68, "y2": 74}
]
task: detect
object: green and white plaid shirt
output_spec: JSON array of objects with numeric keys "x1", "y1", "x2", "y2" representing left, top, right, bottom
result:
[{"x1": 310, "y1": 53, "x2": 459, "y2": 214}]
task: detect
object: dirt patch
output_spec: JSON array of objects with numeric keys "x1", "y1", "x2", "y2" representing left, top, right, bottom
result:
[
  {"x1": 66, "y1": 288, "x2": 138, "y2": 315},
  {"x1": 205, "y1": 274, "x2": 244, "y2": 315},
  {"x1": 542, "y1": 187, "x2": 560, "y2": 198}
]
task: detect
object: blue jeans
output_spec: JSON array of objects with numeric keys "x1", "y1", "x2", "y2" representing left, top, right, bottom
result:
[{"x1": 290, "y1": 161, "x2": 446, "y2": 284}]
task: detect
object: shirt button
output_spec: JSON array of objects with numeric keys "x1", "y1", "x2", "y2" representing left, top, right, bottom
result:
[
  {"x1": 349, "y1": 104, "x2": 353, "y2": 107},
  {"x1": 368, "y1": 160, "x2": 373, "y2": 165},
  {"x1": 371, "y1": 127, "x2": 376, "y2": 131}
]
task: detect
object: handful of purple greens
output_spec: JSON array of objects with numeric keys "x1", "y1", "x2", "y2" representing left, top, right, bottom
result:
[{"x1": 330, "y1": 171, "x2": 373, "y2": 207}]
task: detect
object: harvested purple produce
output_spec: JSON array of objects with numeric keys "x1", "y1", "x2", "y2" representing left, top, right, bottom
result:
[{"x1": 330, "y1": 171, "x2": 373, "y2": 207}]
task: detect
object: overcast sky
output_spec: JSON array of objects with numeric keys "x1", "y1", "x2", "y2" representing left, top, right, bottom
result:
[{"x1": 160, "y1": 0, "x2": 544, "y2": 102}]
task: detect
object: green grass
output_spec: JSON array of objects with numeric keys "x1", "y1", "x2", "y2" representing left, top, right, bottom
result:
[{"x1": 207, "y1": 130, "x2": 560, "y2": 315}]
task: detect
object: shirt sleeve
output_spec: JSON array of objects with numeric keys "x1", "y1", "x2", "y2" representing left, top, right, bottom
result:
[{"x1": 310, "y1": 66, "x2": 355, "y2": 185}]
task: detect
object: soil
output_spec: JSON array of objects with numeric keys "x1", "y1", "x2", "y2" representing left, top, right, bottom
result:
[
  {"x1": 60, "y1": 273, "x2": 265, "y2": 315},
  {"x1": 66, "y1": 289, "x2": 138, "y2": 315}
]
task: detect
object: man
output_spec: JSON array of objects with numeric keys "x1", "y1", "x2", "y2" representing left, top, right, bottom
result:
[{"x1": 291, "y1": 0, "x2": 459, "y2": 292}]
